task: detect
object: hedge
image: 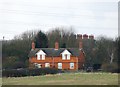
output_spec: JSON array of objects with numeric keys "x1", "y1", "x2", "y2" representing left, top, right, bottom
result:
[
  {"x1": 101, "y1": 63, "x2": 119, "y2": 73},
  {"x1": 2, "y1": 68, "x2": 59, "y2": 77}
]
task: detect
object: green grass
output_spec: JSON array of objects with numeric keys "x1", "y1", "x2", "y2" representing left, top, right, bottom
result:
[
  {"x1": 0, "y1": 78, "x2": 2, "y2": 86},
  {"x1": 2, "y1": 72, "x2": 119, "y2": 85}
]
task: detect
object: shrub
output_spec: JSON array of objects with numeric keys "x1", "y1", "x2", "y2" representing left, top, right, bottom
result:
[
  {"x1": 12, "y1": 62, "x2": 26, "y2": 69},
  {"x1": 2, "y1": 68, "x2": 59, "y2": 77},
  {"x1": 101, "y1": 63, "x2": 118, "y2": 73}
]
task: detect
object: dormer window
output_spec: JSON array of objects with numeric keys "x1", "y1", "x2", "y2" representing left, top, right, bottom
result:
[
  {"x1": 37, "y1": 55, "x2": 40, "y2": 60},
  {"x1": 61, "y1": 49, "x2": 71, "y2": 60},
  {"x1": 36, "y1": 50, "x2": 46, "y2": 60},
  {"x1": 65, "y1": 54, "x2": 67, "y2": 60},
  {"x1": 40, "y1": 55, "x2": 42, "y2": 59},
  {"x1": 37, "y1": 54, "x2": 45, "y2": 60}
]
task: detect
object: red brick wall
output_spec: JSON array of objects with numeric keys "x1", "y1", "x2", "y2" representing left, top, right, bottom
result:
[
  {"x1": 29, "y1": 56, "x2": 79, "y2": 70},
  {"x1": 78, "y1": 51, "x2": 85, "y2": 69}
]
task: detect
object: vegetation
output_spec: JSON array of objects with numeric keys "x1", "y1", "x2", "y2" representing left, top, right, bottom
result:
[
  {"x1": 2, "y1": 27, "x2": 120, "y2": 73},
  {"x1": 34, "y1": 31, "x2": 48, "y2": 48},
  {"x1": 2, "y1": 72, "x2": 118, "y2": 85},
  {"x1": 2, "y1": 30, "x2": 37, "y2": 69},
  {"x1": 2, "y1": 68, "x2": 59, "y2": 77}
]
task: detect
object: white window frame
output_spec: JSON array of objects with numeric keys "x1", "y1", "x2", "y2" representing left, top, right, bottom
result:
[
  {"x1": 67, "y1": 54, "x2": 70, "y2": 60},
  {"x1": 70, "y1": 63, "x2": 74, "y2": 69},
  {"x1": 37, "y1": 54, "x2": 45, "y2": 60},
  {"x1": 37, "y1": 64, "x2": 42, "y2": 68},
  {"x1": 62, "y1": 54, "x2": 66, "y2": 60},
  {"x1": 62, "y1": 54, "x2": 70, "y2": 60},
  {"x1": 58, "y1": 63, "x2": 62, "y2": 69},
  {"x1": 45, "y1": 63, "x2": 50, "y2": 68},
  {"x1": 34, "y1": 63, "x2": 42, "y2": 68},
  {"x1": 37, "y1": 55, "x2": 40, "y2": 60},
  {"x1": 42, "y1": 55, "x2": 45, "y2": 60}
]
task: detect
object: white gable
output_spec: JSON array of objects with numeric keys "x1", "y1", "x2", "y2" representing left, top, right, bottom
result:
[
  {"x1": 61, "y1": 49, "x2": 71, "y2": 55},
  {"x1": 36, "y1": 50, "x2": 46, "y2": 60},
  {"x1": 61, "y1": 49, "x2": 71, "y2": 60},
  {"x1": 36, "y1": 50, "x2": 46, "y2": 55}
]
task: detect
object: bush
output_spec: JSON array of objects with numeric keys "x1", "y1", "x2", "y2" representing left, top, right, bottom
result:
[
  {"x1": 12, "y1": 62, "x2": 26, "y2": 69},
  {"x1": 2, "y1": 68, "x2": 59, "y2": 77},
  {"x1": 93, "y1": 64, "x2": 101, "y2": 71},
  {"x1": 2, "y1": 69, "x2": 28, "y2": 77},
  {"x1": 101, "y1": 63, "x2": 118, "y2": 73}
]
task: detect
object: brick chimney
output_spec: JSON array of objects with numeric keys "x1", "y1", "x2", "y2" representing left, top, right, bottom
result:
[
  {"x1": 77, "y1": 34, "x2": 82, "y2": 40},
  {"x1": 55, "y1": 41, "x2": 59, "y2": 50},
  {"x1": 32, "y1": 41, "x2": 35, "y2": 50},
  {"x1": 83, "y1": 34, "x2": 88, "y2": 39},
  {"x1": 89, "y1": 35, "x2": 94, "y2": 39},
  {"x1": 79, "y1": 41, "x2": 83, "y2": 50},
  {"x1": 79, "y1": 34, "x2": 82, "y2": 40}
]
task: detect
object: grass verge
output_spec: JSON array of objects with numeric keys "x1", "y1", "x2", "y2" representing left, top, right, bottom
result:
[{"x1": 2, "y1": 72, "x2": 119, "y2": 85}]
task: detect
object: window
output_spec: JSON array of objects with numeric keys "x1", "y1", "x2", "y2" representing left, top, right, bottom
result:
[
  {"x1": 70, "y1": 63, "x2": 74, "y2": 69},
  {"x1": 37, "y1": 55, "x2": 40, "y2": 60},
  {"x1": 67, "y1": 54, "x2": 70, "y2": 60},
  {"x1": 40, "y1": 55, "x2": 42, "y2": 59},
  {"x1": 34, "y1": 63, "x2": 42, "y2": 68},
  {"x1": 58, "y1": 63, "x2": 62, "y2": 69},
  {"x1": 62, "y1": 55, "x2": 65, "y2": 60},
  {"x1": 45, "y1": 63, "x2": 50, "y2": 67},
  {"x1": 37, "y1": 64, "x2": 42, "y2": 68},
  {"x1": 62, "y1": 54, "x2": 70, "y2": 60},
  {"x1": 42, "y1": 55, "x2": 45, "y2": 60},
  {"x1": 37, "y1": 54, "x2": 45, "y2": 60},
  {"x1": 65, "y1": 54, "x2": 67, "y2": 59}
]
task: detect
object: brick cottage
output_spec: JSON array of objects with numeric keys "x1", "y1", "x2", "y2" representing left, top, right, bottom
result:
[{"x1": 28, "y1": 35, "x2": 87, "y2": 71}]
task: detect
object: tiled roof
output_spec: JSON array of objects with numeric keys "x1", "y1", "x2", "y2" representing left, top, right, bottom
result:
[{"x1": 28, "y1": 48, "x2": 81, "y2": 57}]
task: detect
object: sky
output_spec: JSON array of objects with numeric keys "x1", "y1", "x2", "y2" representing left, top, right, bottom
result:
[{"x1": 0, "y1": 0, "x2": 119, "y2": 40}]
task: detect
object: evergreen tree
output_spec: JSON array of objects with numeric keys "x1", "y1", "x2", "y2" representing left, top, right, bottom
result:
[
  {"x1": 61, "y1": 43, "x2": 66, "y2": 48},
  {"x1": 34, "y1": 31, "x2": 48, "y2": 48}
]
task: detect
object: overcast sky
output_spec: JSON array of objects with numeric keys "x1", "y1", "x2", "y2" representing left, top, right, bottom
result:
[{"x1": 0, "y1": 0, "x2": 119, "y2": 40}]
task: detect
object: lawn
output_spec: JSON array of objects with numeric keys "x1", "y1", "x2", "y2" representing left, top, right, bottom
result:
[
  {"x1": 2, "y1": 72, "x2": 119, "y2": 85},
  {"x1": 0, "y1": 78, "x2": 2, "y2": 86}
]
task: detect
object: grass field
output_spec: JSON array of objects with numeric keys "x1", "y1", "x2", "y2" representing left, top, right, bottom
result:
[
  {"x1": 2, "y1": 72, "x2": 119, "y2": 85},
  {"x1": 0, "y1": 78, "x2": 2, "y2": 86}
]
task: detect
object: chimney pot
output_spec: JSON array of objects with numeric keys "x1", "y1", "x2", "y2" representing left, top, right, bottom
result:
[
  {"x1": 83, "y1": 34, "x2": 88, "y2": 39},
  {"x1": 89, "y1": 35, "x2": 94, "y2": 39}
]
